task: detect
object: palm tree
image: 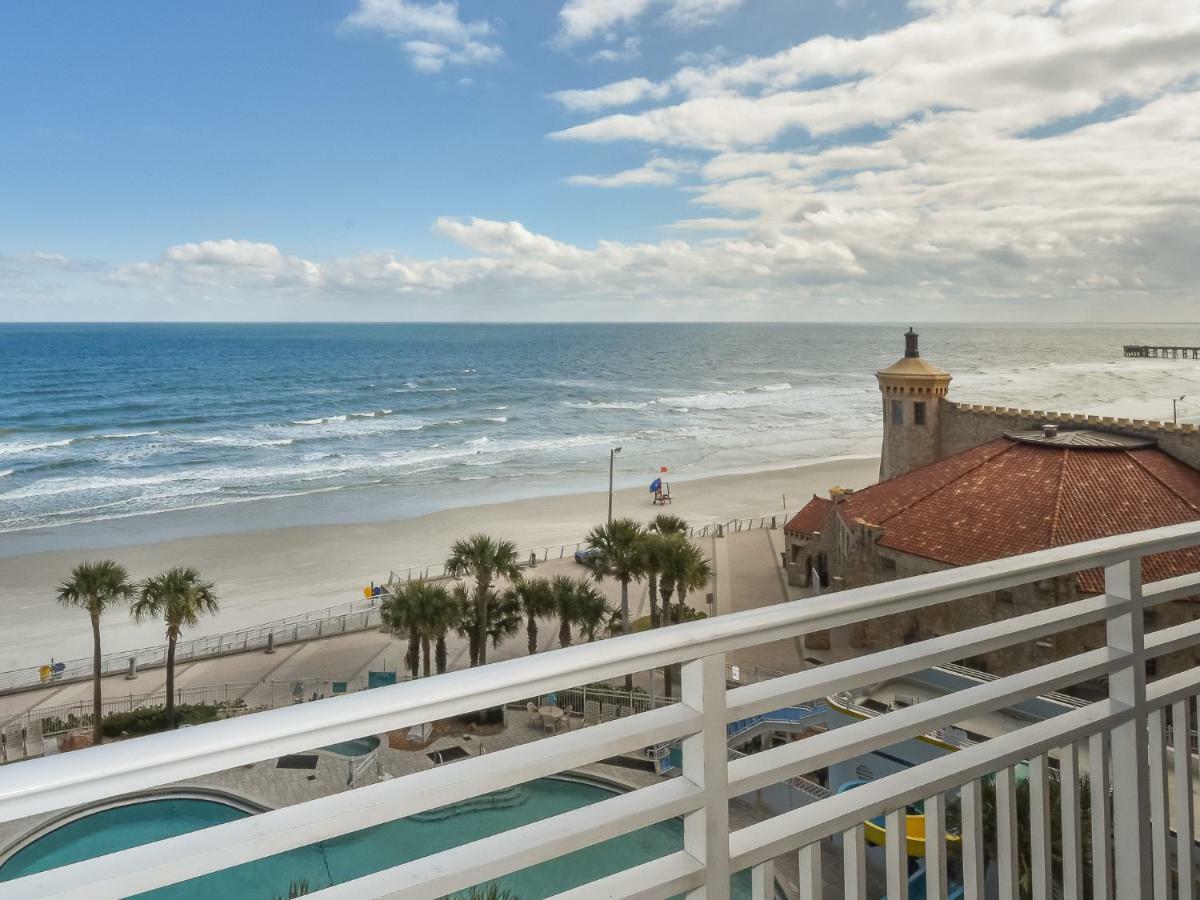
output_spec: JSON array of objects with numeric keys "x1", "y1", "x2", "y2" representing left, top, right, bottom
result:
[
  {"x1": 644, "y1": 514, "x2": 687, "y2": 630},
  {"x1": 505, "y1": 578, "x2": 556, "y2": 655},
  {"x1": 381, "y1": 582, "x2": 422, "y2": 678},
  {"x1": 406, "y1": 582, "x2": 458, "y2": 677},
  {"x1": 584, "y1": 518, "x2": 645, "y2": 690},
  {"x1": 131, "y1": 567, "x2": 219, "y2": 729},
  {"x1": 436, "y1": 586, "x2": 467, "y2": 674},
  {"x1": 573, "y1": 583, "x2": 613, "y2": 643},
  {"x1": 548, "y1": 575, "x2": 585, "y2": 648},
  {"x1": 657, "y1": 536, "x2": 714, "y2": 698},
  {"x1": 486, "y1": 590, "x2": 523, "y2": 651},
  {"x1": 445, "y1": 535, "x2": 522, "y2": 667},
  {"x1": 450, "y1": 584, "x2": 481, "y2": 668},
  {"x1": 649, "y1": 513, "x2": 688, "y2": 536},
  {"x1": 56, "y1": 560, "x2": 137, "y2": 744}
]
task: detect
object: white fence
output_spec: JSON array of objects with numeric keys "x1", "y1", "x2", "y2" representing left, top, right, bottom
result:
[
  {"x1": 4, "y1": 520, "x2": 1200, "y2": 898},
  {"x1": 0, "y1": 601, "x2": 384, "y2": 697},
  {"x1": 386, "y1": 509, "x2": 794, "y2": 584}
]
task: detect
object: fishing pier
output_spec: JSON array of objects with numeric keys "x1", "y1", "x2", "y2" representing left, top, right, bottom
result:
[{"x1": 1124, "y1": 344, "x2": 1200, "y2": 359}]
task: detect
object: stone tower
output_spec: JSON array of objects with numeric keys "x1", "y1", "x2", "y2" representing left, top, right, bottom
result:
[{"x1": 876, "y1": 328, "x2": 952, "y2": 480}]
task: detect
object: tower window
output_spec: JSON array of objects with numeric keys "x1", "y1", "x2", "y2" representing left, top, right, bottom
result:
[
  {"x1": 891, "y1": 400, "x2": 903, "y2": 425},
  {"x1": 913, "y1": 402, "x2": 927, "y2": 426}
]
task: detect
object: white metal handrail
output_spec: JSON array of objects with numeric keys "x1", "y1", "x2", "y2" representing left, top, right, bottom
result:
[{"x1": 1, "y1": 519, "x2": 1199, "y2": 899}]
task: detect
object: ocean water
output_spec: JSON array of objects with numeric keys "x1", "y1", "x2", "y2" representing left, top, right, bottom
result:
[{"x1": 2, "y1": 323, "x2": 1199, "y2": 550}]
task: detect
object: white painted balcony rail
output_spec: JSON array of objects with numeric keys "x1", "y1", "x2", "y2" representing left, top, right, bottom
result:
[{"x1": 3, "y1": 520, "x2": 1200, "y2": 898}]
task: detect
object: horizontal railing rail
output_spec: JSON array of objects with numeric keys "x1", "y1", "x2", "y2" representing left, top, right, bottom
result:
[{"x1": 1, "y1": 519, "x2": 1199, "y2": 899}]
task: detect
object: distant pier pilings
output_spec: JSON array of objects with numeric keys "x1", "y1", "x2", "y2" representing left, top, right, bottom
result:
[{"x1": 1124, "y1": 345, "x2": 1200, "y2": 359}]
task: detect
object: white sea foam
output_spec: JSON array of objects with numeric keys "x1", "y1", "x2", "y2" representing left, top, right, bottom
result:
[
  {"x1": 0, "y1": 469, "x2": 12, "y2": 478},
  {"x1": 92, "y1": 430, "x2": 161, "y2": 440},
  {"x1": 0, "y1": 439, "x2": 73, "y2": 457},
  {"x1": 485, "y1": 416, "x2": 508, "y2": 423},
  {"x1": 757, "y1": 382, "x2": 792, "y2": 392}
]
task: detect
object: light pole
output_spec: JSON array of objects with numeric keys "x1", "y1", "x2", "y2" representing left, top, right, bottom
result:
[
  {"x1": 1175, "y1": 395, "x2": 1187, "y2": 425},
  {"x1": 607, "y1": 446, "x2": 622, "y2": 524}
]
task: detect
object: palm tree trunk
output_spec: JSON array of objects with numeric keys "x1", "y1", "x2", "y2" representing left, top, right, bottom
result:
[
  {"x1": 436, "y1": 635, "x2": 448, "y2": 674},
  {"x1": 559, "y1": 616, "x2": 572, "y2": 648},
  {"x1": 476, "y1": 574, "x2": 489, "y2": 666},
  {"x1": 422, "y1": 637, "x2": 432, "y2": 677},
  {"x1": 621, "y1": 579, "x2": 633, "y2": 692},
  {"x1": 527, "y1": 614, "x2": 538, "y2": 655},
  {"x1": 407, "y1": 626, "x2": 419, "y2": 677},
  {"x1": 90, "y1": 610, "x2": 103, "y2": 744},
  {"x1": 648, "y1": 574, "x2": 660, "y2": 629},
  {"x1": 166, "y1": 635, "x2": 177, "y2": 729}
]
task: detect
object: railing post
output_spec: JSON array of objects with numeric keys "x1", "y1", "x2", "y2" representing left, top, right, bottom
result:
[
  {"x1": 1104, "y1": 557, "x2": 1152, "y2": 898},
  {"x1": 681, "y1": 653, "x2": 730, "y2": 899}
]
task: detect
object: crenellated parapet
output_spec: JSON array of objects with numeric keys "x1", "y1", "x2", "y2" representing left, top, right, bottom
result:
[{"x1": 946, "y1": 402, "x2": 1199, "y2": 434}]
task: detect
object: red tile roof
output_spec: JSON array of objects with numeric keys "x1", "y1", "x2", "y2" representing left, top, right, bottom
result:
[
  {"x1": 837, "y1": 438, "x2": 1200, "y2": 592},
  {"x1": 785, "y1": 495, "x2": 833, "y2": 536}
]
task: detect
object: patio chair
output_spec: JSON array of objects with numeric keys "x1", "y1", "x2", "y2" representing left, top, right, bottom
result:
[
  {"x1": 3, "y1": 724, "x2": 24, "y2": 763},
  {"x1": 600, "y1": 703, "x2": 618, "y2": 723},
  {"x1": 583, "y1": 701, "x2": 601, "y2": 725},
  {"x1": 526, "y1": 702, "x2": 542, "y2": 728},
  {"x1": 542, "y1": 712, "x2": 558, "y2": 734},
  {"x1": 24, "y1": 719, "x2": 44, "y2": 758},
  {"x1": 619, "y1": 706, "x2": 635, "y2": 719}
]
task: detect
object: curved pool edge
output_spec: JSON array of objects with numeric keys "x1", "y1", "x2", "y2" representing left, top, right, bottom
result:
[{"x1": 0, "y1": 786, "x2": 268, "y2": 869}]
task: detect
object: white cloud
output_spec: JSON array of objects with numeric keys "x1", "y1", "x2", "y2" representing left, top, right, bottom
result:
[
  {"x1": 566, "y1": 156, "x2": 696, "y2": 187},
  {"x1": 44, "y1": 0, "x2": 1200, "y2": 321},
  {"x1": 342, "y1": 0, "x2": 501, "y2": 72},
  {"x1": 550, "y1": 77, "x2": 671, "y2": 112},
  {"x1": 555, "y1": 0, "x2": 744, "y2": 45},
  {"x1": 590, "y1": 37, "x2": 641, "y2": 63}
]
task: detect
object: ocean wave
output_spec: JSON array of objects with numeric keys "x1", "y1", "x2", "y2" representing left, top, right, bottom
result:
[
  {"x1": 485, "y1": 416, "x2": 508, "y2": 423},
  {"x1": 756, "y1": 382, "x2": 792, "y2": 392},
  {"x1": 569, "y1": 400, "x2": 651, "y2": 411},
  {"x1": 349, "y1": 409, "x2": 393, "y2": 418},
  {"x1": 187, "y1": 436, "x2": 295, "y2": 448},
  {"x1": 292, "y1": 415, "x2": 347, "y2": 425},
  {"x1": 0, "y1": 469, "x2": 12, "y2": 478},
  {"x1": 91, "y1": 430, "x2": 162, "y2": 440},
  {"x1": 0, "y1": 438, "x2": 74, "y2": 457}
]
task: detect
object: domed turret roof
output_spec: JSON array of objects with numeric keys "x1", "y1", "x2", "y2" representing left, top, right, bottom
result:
[{"x1": 876, "y1": 327, "x2": 951, "y2": 383}]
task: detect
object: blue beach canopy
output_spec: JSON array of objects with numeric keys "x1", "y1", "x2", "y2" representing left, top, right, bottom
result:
[{"x1": 650, "y1": 477, "x2": 662, "y2": 493}]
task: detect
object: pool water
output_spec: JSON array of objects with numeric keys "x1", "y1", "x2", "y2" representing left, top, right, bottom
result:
[
  {"x1": 319, "y1": 735, "x2": 381, "y2": 757},
  {"x1": 0, "y1": 780, "x2": 754, "y2": 899}
]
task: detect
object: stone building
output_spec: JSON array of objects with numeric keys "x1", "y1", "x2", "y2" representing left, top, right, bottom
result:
[{"x1": 785, "y1": 331, "x2": 1200, "y2": 677}]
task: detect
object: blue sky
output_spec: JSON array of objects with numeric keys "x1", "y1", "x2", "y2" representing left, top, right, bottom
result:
[{"x1": 1, "y1": 1, "x2": 1198, "y2": 321}]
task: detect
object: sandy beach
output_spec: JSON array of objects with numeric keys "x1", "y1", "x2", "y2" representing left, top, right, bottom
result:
[{"x1": 0, "y1": 455, "x2": 878, "y2": 671}]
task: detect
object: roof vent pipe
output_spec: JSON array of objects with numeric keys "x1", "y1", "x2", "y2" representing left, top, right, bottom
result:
[{"x1": 1042, "y1": 423, "x2": 1059, "y2": 438}]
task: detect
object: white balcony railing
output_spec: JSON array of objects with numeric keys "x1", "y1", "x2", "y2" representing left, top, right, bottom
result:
[{"x1": 2, "y1": 520, "x2": 1200, "y2": 898}]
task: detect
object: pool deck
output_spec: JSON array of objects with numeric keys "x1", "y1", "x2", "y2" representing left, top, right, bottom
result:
[{"x1": 0, "y1": 529, "x2": 873, "y2": 897}]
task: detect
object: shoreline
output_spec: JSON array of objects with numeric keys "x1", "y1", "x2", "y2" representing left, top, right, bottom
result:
[{"x1": 0, "y1": 455, "x2": 879, "y2": 670}]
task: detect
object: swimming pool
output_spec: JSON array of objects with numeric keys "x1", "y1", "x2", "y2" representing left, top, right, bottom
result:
[
  {"x1": 319, "y1": 735, "x2": 381, "y2": 757},
  {"x1": 0, "y1": 779, "x2": 756, "y2": 898}
]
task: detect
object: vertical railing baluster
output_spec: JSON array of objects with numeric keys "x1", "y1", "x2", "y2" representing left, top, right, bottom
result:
[
  {"x1": 1030, "y1": 754, "x2": 1051, "y2": 900},
  {"x1": 797, "y1": 843, "x2": 821, "y2": 900},
  {"x1": 843, "y1": 825, "x2": 866, "y2": 900},
  {"x1": 925, "y1": 794, "x2": 947, "y2": 900},
  {"x1": 962, "y1": 779, "x2": 985, "y2": 900},
  {"x1": 997, "y1": 767, "x2": 1019, "y2": 900},
  {"x1": 1061, "y1": 741, "x2": 1084, "y2": 900},
  {"x1": 1176, "y1": 698, "x2": 1196, "y2": 900},
  {"x1": 681, "y1": 654, "x2": 729, "y2": 900},
  {"x1": 1091, "y1": 730, "x2": 1114, "y2": 900},
  {"x1": 750, "y1": 859, "x2": 774, "y2": 900},
  {"x1": 1150, "y1": 707, "x2": 1171, "y2": 900},
  {"x1": 885, "y1": 809, "x2": 907, "y2": 900},
  {"x1": 1104, "y1": 557, "x2": 1152, "y2": 898}
]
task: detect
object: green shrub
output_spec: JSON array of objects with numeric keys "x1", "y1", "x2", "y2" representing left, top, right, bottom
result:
[{"x1": 99, "y1": 701, "x2": 240, "y2": 738}]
